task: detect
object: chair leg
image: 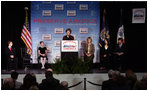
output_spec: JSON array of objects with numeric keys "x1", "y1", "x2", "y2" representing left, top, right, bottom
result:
[{"x1": 38, "y1": 59, "x2": 40, "y2": 69}]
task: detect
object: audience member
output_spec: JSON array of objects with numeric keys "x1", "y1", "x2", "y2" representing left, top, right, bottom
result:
[
  {"x1": 133, "y1": 80, "x2": 146, "y2": 90},
  {"x1": 2, "y1": 78, "x2": 15, "y2": 90},
  {"x1": 29, "y1": 85, "x2": 39, "y2": 90},
  {"x1": 125, "y1": 69, "x2": 137, "y2": 89},
  {"x1": 61, "y1": 81, "x2": 69, "y2": 90},
  {"x1": 39, "y1": 71, "x2": 61, "y2": 90},
  {"x1": 140, "y1": 74, "x2": 147, "y2": 90},
  {"x1": 19, "y1": 73, "x2": 38, "y2": 90},
  {"x1": 113, "y1": 75, "x2": 130, "y2": 90},
  {"x1": 1, "y1": 69, "x2": 147, "y2": 90},
  {"x1": 47, "y1": 68, "x2": 53, "y2": 72},
  {"x1": 102, "y1": 69, "x2": 116, "y2": 90},
  {"x1": 11, "y1": 71, "x2": 22, "y2": 89},
  {"x1": 133, "y1": 74, "x2": 147, "y2": 90}
]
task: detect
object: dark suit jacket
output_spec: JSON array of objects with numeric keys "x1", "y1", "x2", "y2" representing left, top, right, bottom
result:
[
  {"x1": 5, "y1": 47, "x2": 16, "y2": 61},
  {"x1": 39, "y1": 78, "x2": 60, "y2": 90},
  {"x1": 114, "y1": 43, "x2": 126, "y2": 62},
  {"x1": 83, "y1": 43, "x2": 95, "y2": 55},
  {"x1": 114, "y1": 43, "x2": 125, "y2": 54},
  {"x1": 100, "y1": 46, "x2": 111, "y2": 59},
  {"x1": 102, "y1": 79, "x2": 116, "y2": 90}
]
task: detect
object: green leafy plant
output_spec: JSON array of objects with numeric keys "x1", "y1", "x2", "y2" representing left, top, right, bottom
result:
[
  {"x1": 71, "y1": 57, "x2": 90, "y2": 74},
  {"x1": 51, "y1": 59, "x2": 70, "y2": 74},
  {"x1": 51, "y1": 58, "x2": 91, "y2": 74}
]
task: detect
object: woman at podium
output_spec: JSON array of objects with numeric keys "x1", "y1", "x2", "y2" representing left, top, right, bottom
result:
[
  {"x1": 62, "y1": 28, "x2": 75, "y2": 71},
  {"x1": 63, "y1": 28, "x2": 74, "y2": 40},
  {"x1": 84, "y1": 37, "x2": 95, "y2": 69}
]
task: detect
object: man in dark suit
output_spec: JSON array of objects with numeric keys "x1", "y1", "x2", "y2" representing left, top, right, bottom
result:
[
  {"x1": 113, "y1": 38, "x2": 126, "y2": 70},
  {"x1": 5, "y1": 41, "x2": 17, "y2": 71},
  {"x1": 39, "y1": 71, "x2": 61, "y2": 90}
]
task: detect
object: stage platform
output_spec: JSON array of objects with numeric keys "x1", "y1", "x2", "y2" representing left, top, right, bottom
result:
[
  {"x1": 1, "y1": 68, "x2": 108, "y2": 74},
  {"x1": 1, "y1": 69, "x2": 146, "y2": 90}
]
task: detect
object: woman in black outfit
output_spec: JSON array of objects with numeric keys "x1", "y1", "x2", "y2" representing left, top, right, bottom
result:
[
  {"x1": 38, "y1": 41, "x2": 47, "y2": 69},
  {"x1": 100, "y1": 38, "x2": 111, "y2": 70}
]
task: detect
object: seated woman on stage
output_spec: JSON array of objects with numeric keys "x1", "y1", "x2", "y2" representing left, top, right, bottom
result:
[
  {"x1": 38, "y1": 41, "x2": 47, "y2": 69},
  {"x1": 63, "y1": 28, "x2": 74, "y2": 40},
  {"x1": 83, "y1": 37, "x2": 95, "y2": 69},
  {"x1": 100, "y1": 38, "x2": 111, "y2": 70}
]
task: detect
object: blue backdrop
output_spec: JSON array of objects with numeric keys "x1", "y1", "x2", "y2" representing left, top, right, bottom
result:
[{"x1": 31, "y1": 1, "x2": 100, "y2": 63}]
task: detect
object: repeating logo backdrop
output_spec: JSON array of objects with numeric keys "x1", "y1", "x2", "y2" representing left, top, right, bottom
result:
[{"x1": 31, "y1": 1, "x2": 100, "y2": 63}]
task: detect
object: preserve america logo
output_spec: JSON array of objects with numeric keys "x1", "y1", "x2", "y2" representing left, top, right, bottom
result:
[
  {"x1": 67, "y1": 10, "x2": 76, "y2": 16},
  {"x1": 42, "y1": 10, "x2": 51, "y2": 16},
  {"x1": 62, "y1": 41, "x2": 78, "y2": 52},
  {"x1": 79, "y1": 4, "x2": 88, "y2": 10},
  {"x1": 80, "y1": 28, "x2": 88, "y2": 34},
  {"x1": 55, "y1": 28, "x2": 64, "y2": 34},
  {"x1": 55, "y1": 4, "x2": 64, "y2": 10},
  {"x1": 54, "y1": 41, "x2": 61, "y2": 47},
  {"x1": 42, "y1": 34, "x2": 51, "y2": 40}
]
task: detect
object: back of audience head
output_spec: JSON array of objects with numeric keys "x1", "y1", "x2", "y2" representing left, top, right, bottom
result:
[
  {"x1": 47, "y1": 68, "x2": 53, "y2": 72},
  {"x1": 125, "y1": 69, "x2": 137, "y2": 81},
  {"x1": 141, "y1": 74, "x2": 147, "y2": 81},
  {"x1": 29, "y1": 85, "x2": 39, "y2": 90},
  {"x1": 11, "y1": 71, "x2": 19, "y2": 80},
  {"x1": 133, "y1": 80, "x2": 146, "y2": 90},
  {"x1": 115, "y1": 70, "x2": 120, "y2": 76},
  {"x1": 31, "y1": 73, "x2": 37, "y2": 83},
  {"x1": 61, "y1": 81, "x2": 68, "y2": 88},
  {"x1": 115, "y1": 75, "x2": 127, "y2": 86},
  {"x1": 140, "y1": 74, "x2": 147, "y2": 90},
  {"x1": 22, "y1": 73, "x2": 38, "y2": 89},
  {"x1": 45, "y1": 71, "x2": 53, "y2": 79},
  {"x1": 2, "y1": 78, "x2": 14, "y2": 90},
  {"x1": 108, "y1": 69, "x2": 115, "y2": 79}
]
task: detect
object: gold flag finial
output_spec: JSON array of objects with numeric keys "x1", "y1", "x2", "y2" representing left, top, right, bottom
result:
[{"x1": 25, "y1": 7, "x2": 28, "y2": 10}]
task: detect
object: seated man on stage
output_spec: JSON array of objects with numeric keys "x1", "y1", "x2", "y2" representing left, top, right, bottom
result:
[
  {"x1": 83, "y1": 37, "x2": 95, "y2": 70},
  {"x1": 113, "y1": 38, "x2": 126, "y2": 70},
  {"x1": 5, "y1": 41, "x2": 17, "y2": 71},
  {"x1": 38, "y1": 41, "x2": 47, "y2": 69}
]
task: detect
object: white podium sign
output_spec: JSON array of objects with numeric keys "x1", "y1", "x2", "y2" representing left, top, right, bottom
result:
[{"x1": 61, "y1": 40, "x2": 78, "y2": 52}]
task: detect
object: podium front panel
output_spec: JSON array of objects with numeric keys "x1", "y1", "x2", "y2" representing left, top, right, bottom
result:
[{"x1": 61, "y1": 40, "x2": 78, "y2": 52}]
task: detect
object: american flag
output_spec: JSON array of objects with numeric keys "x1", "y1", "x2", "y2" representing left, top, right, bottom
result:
[{"x1": 21, "y1": 7, "x2": 32, "y2": 55}]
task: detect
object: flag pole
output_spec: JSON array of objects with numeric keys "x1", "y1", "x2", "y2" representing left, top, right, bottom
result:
[
  {"x1": 103, "y1": 9, "x2": 106, "y2": 28},
  {"x1": 24, "y1": 7, "x2": 28, "y2": 54},
  {"x1": 25, "y1": 7, "x2": 28, "y2": 28}
]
